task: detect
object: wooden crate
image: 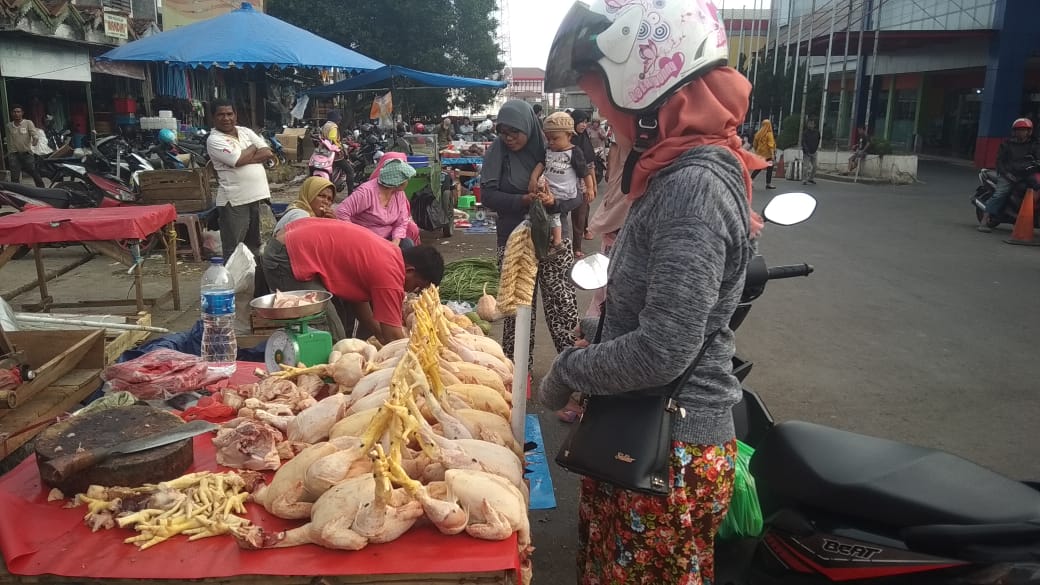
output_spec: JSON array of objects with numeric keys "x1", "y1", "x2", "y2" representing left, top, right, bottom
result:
[
  {"x1": 138, "y1": 169, "x2": 213, "y2": 212},
  {"x1": 0, "y1": 330, "x2": 105, "y2": 458}
]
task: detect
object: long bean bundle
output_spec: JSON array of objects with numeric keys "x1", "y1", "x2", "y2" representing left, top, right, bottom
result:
[{"x1": 439, "y1": 257, "x2": 500, "y2": 303}]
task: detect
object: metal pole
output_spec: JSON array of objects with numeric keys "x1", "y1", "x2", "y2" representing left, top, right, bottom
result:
[
  {"x1": 750, "y1": 0, "x2": 763, "y2": 122},
  {"x1": 510, "y1": 305, "x2": 532, "y2": 443},
  {"x1": 738, "y1": 7, "x2": 747, "y2": 75},
  {"x1": 772, "y1": 0, "x2": 782, "y2": 75},
  {"x1": 798, "y1": 0, "x2": 817, "y2": 147},
  {"x1": 789, "y1": 9, "x2": 803, "y2": 117},
  {"x1": 862, "y1": 0, "x2": 883, "y2": 137},
  {"x1": 818, "y1": 0, "x2": 840, "y2": 150},
  {"x1": 848, "y1": 0, "x2": 869, "y2": 149},
  {"x1": 836, "y1": 0, "x2": 854, "y2": 154}
]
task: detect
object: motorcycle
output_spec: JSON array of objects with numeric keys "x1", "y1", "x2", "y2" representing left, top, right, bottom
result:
[
  {"x1": 260, "y1": 127, "x2": 289, "y2": 170},
  {"x1": 573, "y1": 191, "x2": 1040, "y2": 584},
  {"x1": 971, "y1": 158, "x2": 1040, "y2": 229},
  {"x1": 594, "y1": 146, "x2": 608, "y2": 182},
  {"x1": 308, "y1": 137, "x2": 350, "y2": 193}
]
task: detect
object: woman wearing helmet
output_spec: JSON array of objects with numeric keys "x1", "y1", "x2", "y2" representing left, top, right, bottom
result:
[
  {"x1": 537, "y1": 1, "x2": 767, "y2": 582},
  {"x1": 978, "y1": 117, "x2": 1040, "y2": 231}
]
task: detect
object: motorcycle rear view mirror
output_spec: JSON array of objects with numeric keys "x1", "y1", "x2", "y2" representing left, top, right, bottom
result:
[
  {"x1": 762, "y1": 192, "x2": 817, "y2": 226},
  {"x1": 571, "y1": 253, "x2": 610, "y2": 290}
]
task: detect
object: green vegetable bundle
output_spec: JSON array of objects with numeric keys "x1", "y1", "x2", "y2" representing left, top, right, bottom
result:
[{"x1": 439, "y1": 257, "x2": 500, "y2": 303}]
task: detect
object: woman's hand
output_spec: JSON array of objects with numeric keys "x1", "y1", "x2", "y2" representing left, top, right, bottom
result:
[
  {"x1": 520, "y1": 192, "x2": 538, "y2": 206},
  {"x1": 540, "y1": 191, "x2": 556, "y2": 207}
]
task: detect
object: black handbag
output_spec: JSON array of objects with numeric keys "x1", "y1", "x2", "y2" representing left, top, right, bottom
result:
[{"x1": 554, "y1": 311, "x2": 719, "y2": 496}]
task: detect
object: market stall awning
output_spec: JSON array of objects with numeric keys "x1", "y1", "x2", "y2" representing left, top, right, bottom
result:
[
  {"x1": 96, "y1": 3, "x2": 383, "y2": 72},
  {"x1": 307, "y1": 65, "x2": 507, "y2": 95}
]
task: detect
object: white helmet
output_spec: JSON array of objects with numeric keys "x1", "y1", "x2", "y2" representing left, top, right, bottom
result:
[{"x1": 544, "y1": 0, "x2": 729, "y2": 113}]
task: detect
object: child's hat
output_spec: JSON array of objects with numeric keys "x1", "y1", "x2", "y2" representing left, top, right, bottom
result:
[{"x1": 543, "y1": 111, "x2": 575, "y2": 135}]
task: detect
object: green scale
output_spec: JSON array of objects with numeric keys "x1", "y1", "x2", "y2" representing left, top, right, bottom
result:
[{"x1": 264, "y1": 314, "x2": 333, "y2": 372}]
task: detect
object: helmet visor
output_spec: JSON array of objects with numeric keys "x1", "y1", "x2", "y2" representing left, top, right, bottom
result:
[{"x1": 544, "y1": 2, "x2": 611, "y2": 92}]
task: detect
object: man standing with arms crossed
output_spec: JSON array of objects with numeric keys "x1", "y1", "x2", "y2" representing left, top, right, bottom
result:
[{"x1": 207, "y1": 99, "x2": 274, "y2": 260}]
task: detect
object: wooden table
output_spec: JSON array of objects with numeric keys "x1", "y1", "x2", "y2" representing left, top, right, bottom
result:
[{"x1": 0, "y1": 205, "x2": 181, "y2": 313}]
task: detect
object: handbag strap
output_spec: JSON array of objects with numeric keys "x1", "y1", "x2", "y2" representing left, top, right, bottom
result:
[{"x1": 591, "y1": 303, "x2": 721, "y2": 399}]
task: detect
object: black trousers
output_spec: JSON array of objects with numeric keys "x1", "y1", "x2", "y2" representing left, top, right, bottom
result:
[
  {"x1": 7, "y1": 152, "x2": 45, "y2": 187},
  {"x1": 751, "y1": 165, "x2": 774, "y2": 184}
]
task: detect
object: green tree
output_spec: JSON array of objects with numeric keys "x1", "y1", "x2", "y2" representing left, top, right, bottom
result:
[{"x1": 267, "y1": 0, "x2": 504, "y2": 117}]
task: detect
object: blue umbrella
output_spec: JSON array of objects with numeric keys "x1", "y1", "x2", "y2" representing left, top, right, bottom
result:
[{"x1": 97, "y1": 3, "x2": 383, "y2": 72}]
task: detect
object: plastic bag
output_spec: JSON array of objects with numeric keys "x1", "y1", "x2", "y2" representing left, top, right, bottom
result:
[{"x1": 718, "y1": 440, "x2": 764, "y2": 539}]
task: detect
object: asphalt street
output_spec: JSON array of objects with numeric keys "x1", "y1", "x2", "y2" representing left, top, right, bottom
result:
[{"x1": 526, "y1": 159, "x2": 1040, "y2": 582}]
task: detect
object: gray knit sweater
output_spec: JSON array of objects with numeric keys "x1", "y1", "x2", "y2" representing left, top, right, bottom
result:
[{"x1": 538, "y1": 146, "x2": 752, "y2": 445}]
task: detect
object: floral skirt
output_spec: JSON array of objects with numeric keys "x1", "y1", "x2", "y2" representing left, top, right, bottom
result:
[{"x1": 577, "y1": 440, "x2": 737, "y2": 585}]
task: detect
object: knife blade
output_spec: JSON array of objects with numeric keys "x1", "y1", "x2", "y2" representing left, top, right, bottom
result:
[{"x1": 39, "y1": 419, "x2": 219, "y2": 484}]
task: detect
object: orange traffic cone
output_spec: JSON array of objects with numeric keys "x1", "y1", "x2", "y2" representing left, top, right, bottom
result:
[
  {"x1": 775, "y1": 154, "x2": 785, "y2": 179},
  {"x1": 1005, "y1": 189, "x2": 1040, "y2": 246}
]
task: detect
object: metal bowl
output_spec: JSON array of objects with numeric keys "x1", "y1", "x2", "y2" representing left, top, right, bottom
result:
[{"x1": 250, "y1": 290, "x2": 332, "y2": 321}]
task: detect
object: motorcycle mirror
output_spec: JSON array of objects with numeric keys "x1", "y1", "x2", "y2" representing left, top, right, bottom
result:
[
  {"x1": 762, "y1": 192, "x2": 817, "y2": 226},
  {"x1": 570, "y1": 253, "x2": 610, "y2": 290}
]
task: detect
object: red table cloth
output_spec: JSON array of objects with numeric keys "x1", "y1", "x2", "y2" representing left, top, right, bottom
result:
[
  {"x1": 0, "y1": 205, "x2": 177, "y2": 245},
  {"x1": 0, "y1": 363, "x2": 520, "y2": 580}
]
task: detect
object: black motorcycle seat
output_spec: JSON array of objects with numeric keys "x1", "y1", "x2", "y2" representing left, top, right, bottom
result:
[
  {"x1": 982, "y1": 169, "x2": 999, "y2": 183},
  {"x1": 751, "y1": 421, "x2": 1040, "y2": 529},
  {"x1": 0, "y1": 181, "x2": 71, "y2": 208}
]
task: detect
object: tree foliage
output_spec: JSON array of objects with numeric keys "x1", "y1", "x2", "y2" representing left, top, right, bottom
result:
[{"x1": 267, "y1": 0, "x2": 504, "y2": 118}]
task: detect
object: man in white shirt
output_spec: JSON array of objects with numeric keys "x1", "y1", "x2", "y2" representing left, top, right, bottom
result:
[{"x1": 206, "y1": 99, "x2": 274, "y2": 259}]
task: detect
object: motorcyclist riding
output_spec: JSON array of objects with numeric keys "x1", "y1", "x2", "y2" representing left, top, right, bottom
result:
[
  {"x1": 321, "y1": 109, "x2": 355, "y2": 193},
  {"x1": 978, "y1": 117, "x2": 1040, "y2": 232}
]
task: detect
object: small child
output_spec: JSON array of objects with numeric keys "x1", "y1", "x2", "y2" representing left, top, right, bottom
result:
[{"x1": 529, "y1": 112, "x2": 594, "y2": 253}]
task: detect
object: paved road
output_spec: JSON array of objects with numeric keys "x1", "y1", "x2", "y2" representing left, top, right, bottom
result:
[{"x1": 528, "y1": 160, "x2": 1040, "y2": 582}]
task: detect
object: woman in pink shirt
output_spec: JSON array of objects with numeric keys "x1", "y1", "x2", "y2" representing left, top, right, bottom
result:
[{"x1": 335, "y1": 158, "x2": 417, "y2": 248}]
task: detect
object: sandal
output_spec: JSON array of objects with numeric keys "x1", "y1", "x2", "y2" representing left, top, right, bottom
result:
[{"x1": 574, "y1": 250, "x2": 585, "y2": 259}]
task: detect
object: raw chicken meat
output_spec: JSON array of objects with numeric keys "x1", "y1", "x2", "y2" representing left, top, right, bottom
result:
[
  {"x1": 287, "y1": 393, "x2": 348, "y2": 443},
  {"x1": 238, "y1": 454, "x2": 422, "y2": 550},
  {"x1": 213, "y1": 419, "x2": 284, "y2": 471},
  {"x1": 271, "y1": 290, "x2": 322, "y2": 308},
  {"x1": 252, "y1": 441, "x2": 340, "y2": 519}
]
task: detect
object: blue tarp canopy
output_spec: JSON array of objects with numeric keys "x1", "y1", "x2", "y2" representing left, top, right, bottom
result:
[
  {"x1": 307, "y1": 65, "x2": 507, "y2": 95},
  {"x1": 97, "y1": 3, "x2": 383, "y2": 72}
]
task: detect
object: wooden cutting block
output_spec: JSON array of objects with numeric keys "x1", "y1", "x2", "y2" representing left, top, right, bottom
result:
[{"x1": 34, "y1": 405, "x2": 194, "y2": 495}]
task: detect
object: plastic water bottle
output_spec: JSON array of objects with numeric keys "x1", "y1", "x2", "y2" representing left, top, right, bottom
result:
[{"x1": 200, "y1": 257, "x2": 237, "y2": 376}]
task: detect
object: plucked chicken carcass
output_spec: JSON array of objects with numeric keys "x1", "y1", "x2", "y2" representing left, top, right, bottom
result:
[
  {"x1": 252, "y1": 441, "x2": 343, "y2": 519},
  {"x1": 287, "y1": 393, "x2": 349, "y2": 443},
  {"x1": 237, "y1": 448, "x2": 422, "y2": 550},
  {"x1": 213, "y1": 419, "x2": 284, "y2": 471}
]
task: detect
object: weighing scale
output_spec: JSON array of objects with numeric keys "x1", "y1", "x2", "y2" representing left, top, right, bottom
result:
[
  {"x1": 264, "y1": 314, "x2": 333, "y2": 372},
  {"x1": 248, "y1": 290, "x2": 335, "y2": 372}
]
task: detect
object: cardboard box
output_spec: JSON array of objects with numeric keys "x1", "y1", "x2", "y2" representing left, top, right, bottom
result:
[{"x1": 275, "y1": 128, "x2": 309, "y2": 162}]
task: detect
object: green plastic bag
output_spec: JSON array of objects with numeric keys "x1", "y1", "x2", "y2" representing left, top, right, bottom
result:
[{"x1": 718, "y1": 440, "x2": 764, "y2": 539}]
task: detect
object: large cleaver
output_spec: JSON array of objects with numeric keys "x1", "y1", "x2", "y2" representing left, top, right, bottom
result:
[{"x1": 39, "y1": 419, "x2": 218, "y2": 484}]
